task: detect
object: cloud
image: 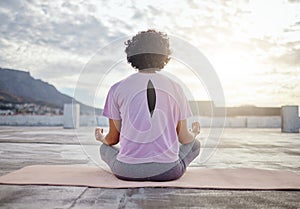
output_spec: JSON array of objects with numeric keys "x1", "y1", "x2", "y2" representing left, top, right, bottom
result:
[
  {"x1": 251, "y1": 38, "x2": 300, "y2": 69},
  {"x1": 288, "y1": 0, "x2": 300, "y2": 3},
  {"x1": 0, "y1": 0, "x2": 25, "y2": 10},
  {"x1": 275, "y1": 48, "x2": 300, "y2": 68},
  {"x1": 0, "y1": 1, "x2": 128, "y2": 56}
]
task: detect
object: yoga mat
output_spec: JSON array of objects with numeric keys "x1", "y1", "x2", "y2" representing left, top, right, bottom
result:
[{"x1": 0, "y1": 165, "x2": 300, "y2": 190}]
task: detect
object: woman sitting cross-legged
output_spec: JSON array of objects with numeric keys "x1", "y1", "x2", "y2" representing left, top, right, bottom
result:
[{"x1": 95, "y1": 29, "x2": 200, "y2": 181}]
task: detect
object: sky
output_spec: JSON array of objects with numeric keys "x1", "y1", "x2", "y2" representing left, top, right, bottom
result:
[{"x1": 0, "y1": 0, "x2": 299, "y2": 108}]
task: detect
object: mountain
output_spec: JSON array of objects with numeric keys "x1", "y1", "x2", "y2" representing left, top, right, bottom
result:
[{"x1": 0, "y1": 67, "x2": 101, "y2": 114}]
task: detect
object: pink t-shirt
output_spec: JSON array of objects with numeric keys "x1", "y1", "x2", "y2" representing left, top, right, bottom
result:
[{"x1": 102, "y1": 72, "x2": 192, "y2": 164}]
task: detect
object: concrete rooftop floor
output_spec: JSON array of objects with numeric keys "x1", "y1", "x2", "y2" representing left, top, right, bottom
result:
[{"x1": 0, "y1": 126, "x2": 299, "y2": 209}]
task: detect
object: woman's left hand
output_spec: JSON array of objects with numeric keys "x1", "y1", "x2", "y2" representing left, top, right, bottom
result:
[{"x1": 95, "y1": 127, "x2": 105, "y2": 142}]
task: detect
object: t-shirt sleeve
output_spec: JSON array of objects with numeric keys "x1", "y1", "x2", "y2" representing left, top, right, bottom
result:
[
  {"x1": 102, "y1": 86, "x2": 121, "y2": 120},
  {"x1": 177, "y1": 85, "x2": 193, "y2": 120}
]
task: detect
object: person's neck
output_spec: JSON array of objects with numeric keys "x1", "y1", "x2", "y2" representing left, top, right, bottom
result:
[{"x1": 138, "y1": 68, "x2": 158, "y2": 74}]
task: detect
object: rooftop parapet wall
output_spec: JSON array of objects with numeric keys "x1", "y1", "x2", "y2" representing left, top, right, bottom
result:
[
  {"x1": 281, "y1": 106, "x2": 300, "y2": 133},
  {"x1": 0, "y1": 115, "x2": 281, "y2": 128},
  {"x1": 189, "y1": 101, "x2": 281, "y2": 117}
]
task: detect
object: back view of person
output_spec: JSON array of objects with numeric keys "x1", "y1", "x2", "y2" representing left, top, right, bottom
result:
[{"x1": 95, "y1": 29, "x2": 200, "y2": 181}]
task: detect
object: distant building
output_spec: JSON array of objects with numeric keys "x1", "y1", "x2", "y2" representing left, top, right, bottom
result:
[
  {"x1": 189, "y1": 101, "x2": 281, "y2": 116},
  {"x1": 189, "y1": 101, "x2": 214, "y2": 116},
  {"x1": 0, "y1": 110, "x2": 14, "y2": 115},
  {"x1": 226, "y1": 106, "x2": 281, "y2": 116}
]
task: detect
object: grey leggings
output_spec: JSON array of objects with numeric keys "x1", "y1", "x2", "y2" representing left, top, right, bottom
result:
[{"x1": 100, "y1": 140, "x2": 200, "y2": 181}]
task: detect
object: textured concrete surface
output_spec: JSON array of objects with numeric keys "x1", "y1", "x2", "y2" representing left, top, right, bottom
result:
[
  {"x1": 0, "y1": 115, "x2": 284, "y2": 128},
  {"x1": 0, "y1": 126, "x2": 299, "y2": 209},
  {"x1": 0, "y1": 186, "x2": 299, "y2": 209}
]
